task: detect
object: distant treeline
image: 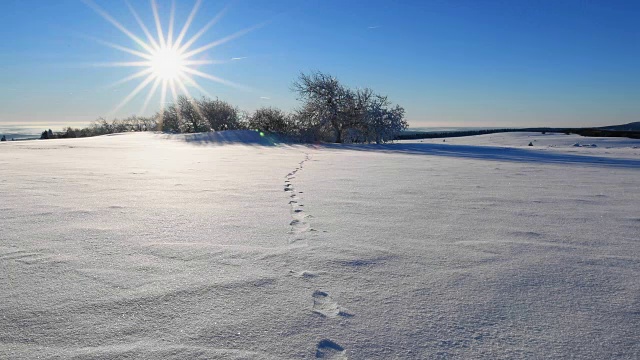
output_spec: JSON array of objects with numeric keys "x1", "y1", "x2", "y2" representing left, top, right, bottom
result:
[
  {"x1": 396, "y1": 127, "x2": 640, "y2": 140},
  {"x1": 563, "y1": 128, "x2": 640, "y2": 139},
  {"x1": 39, "y1": 116, "x2": 158, "y2": 139},
  {"x1": 38, "y1": 71, "x2": 408, "y2": 144},
  {"x1": 599, "y1": 121, "x2": 640, "y2": 132},
  {"x1": 397, "y1": 128, "x2": 518, "y2": 140}
]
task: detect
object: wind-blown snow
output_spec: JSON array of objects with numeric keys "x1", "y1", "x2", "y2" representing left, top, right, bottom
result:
[{"x1": 1, "y1": 131, "x2": 639, "y2": 359}]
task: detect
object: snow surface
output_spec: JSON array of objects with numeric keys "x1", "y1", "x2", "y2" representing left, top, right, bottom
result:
[
  {"x1": 1, "y1": 131, "x2": 639, "y2": 359},
  {"x1": 409, "y1": 132, "x2": 640, "y2": 160}
]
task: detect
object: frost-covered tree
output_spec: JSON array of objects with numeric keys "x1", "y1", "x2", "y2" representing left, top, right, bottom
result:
[
  {"x1": 159, "y1": 104, "x2": 180, "y2": 133},
  {"x1": 90, "y1": 119, "x2": 109, "y2": 135},
  {"x1": 248, "y1": 107, "x2": 293, "y2": 134},
  {"x1": 63, "y1": 127, "x2": 77, "y2": 138},
  {"x1": 197, "y1": 97, "x2": 243, "y2": 131},
  {"x1": 293, "y1": 71, "x2": 356, "y2": 143},
  {"x1": 140, "y1": 116, "x2": 159, "y2": 131},
  {"x1": 291, "y1": 103, "x2": 327, "y2": 142},
  {"x1": 360, "y1": 94, "x2": 407, "y2": 144},
  {"x1": 176, "y1": 96, "x2": 208, "y2": 133},
  {"x1": 154, "y1": 97, "x2": 244, "y2": 133},
  {"x1": 292, "y1": 71, "x2": 407, "y2": 143}
]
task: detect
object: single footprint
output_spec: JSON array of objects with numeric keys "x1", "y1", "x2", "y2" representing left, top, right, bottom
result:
[
  {"x1": 316, "y1": 339, "x2": 347, "y2": 359},
  {"x1": 312, "y1": 291, "x2": 353, "y2": 318},
  {"x1": 290, "y1": 219, "x2": 310, "y2": 233}
]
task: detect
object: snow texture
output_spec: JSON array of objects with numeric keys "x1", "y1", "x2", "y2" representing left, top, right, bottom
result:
[{"x1": 1, "y1": 131, "x2": 639, "y2": 359}]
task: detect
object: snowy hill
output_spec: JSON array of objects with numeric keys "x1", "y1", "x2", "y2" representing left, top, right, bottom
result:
[
  {"x1": 1, "y1": 131, "x2": 639, "y2": 359},
  {"x1": 407, "y1": 131, "x2": 640, "y2": 160},
  {"x1": 600, "y1": 121, "x2": 640, "y2": 131}
]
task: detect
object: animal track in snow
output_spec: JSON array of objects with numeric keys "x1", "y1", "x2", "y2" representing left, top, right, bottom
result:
[
  {"x1": 316, "y1": 339, "x2": 347, "y2": 359},
  {"x1": 312, "y1": 291, "x2": 353, "y2": 318}
]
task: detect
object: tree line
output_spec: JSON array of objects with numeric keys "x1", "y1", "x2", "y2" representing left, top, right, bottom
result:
[
  {"x1": 397, "y1": 128, "x2": 519, "y2": 140},
  {"x1": 40, "y1": 71, "x2": 407, "y2": 144}
]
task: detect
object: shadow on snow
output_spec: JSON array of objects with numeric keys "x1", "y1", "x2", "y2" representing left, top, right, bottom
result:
[
  {"x1": 167, "y1": 131, "x2": 640, "y2": 169},
  {"x1": 324, "y1": 142, "x2": 640, "y2": 169},
  {"x1": 171, "y1": 130, "x2": 284, "y2": 146}
]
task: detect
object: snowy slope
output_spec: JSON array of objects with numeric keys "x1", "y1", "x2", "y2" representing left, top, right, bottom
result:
[
  {"x1": 1, "y1": 131, "x2": 639, "y2": 359},
  {"x1": 409, "y1": 131, "x2": 640, "y2": 160}
]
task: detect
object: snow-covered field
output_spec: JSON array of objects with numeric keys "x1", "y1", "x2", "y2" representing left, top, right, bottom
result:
[
  {"x1": 1, "y1": 131, "x2": 639, "y2": 359},
  {"x1": 413, "y1": 132, "x2": 640, "y2": 160}
]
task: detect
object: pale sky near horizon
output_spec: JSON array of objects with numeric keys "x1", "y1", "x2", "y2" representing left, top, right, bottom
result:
[{"x1": 1, "y1": 0, "x2": 639, "y2": 132}]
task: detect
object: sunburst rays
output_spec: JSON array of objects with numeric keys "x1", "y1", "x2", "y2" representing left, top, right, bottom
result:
[{"x1": 83, "y1": 0, "x2": 259, "y2": 116}]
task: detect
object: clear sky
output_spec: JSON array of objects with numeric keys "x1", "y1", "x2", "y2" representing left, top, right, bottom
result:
[{"x1": 1, "y1": 0, "x2": 639, "y2": 132}]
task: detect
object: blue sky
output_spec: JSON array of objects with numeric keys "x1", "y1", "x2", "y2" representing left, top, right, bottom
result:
[{"x1": 1, "y1": 0, "x2": 638, "y2": 132}]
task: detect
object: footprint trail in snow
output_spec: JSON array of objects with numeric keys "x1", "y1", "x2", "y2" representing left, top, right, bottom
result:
[
  {"x1": 285, "y1": 153, "x2": 314, "y2": 239},
  {"x1": 284, "y1": 153, "x2": 350, "y2": 358}
]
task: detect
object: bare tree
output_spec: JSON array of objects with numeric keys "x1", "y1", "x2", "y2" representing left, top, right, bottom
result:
[
  {"x1": 293, "y1": 71, "x2": 407, "y2": 143},
  {"x1": 292, "y1": 71, "x2": 356, "y2": 143}
]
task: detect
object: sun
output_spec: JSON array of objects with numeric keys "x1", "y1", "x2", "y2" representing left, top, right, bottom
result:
[
  {"x1": 150, "y1": 46, "x2": 185, "y2": 81},
  {"x1": 83, "y1": 0, "x2": 263, "y2": 116}
]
